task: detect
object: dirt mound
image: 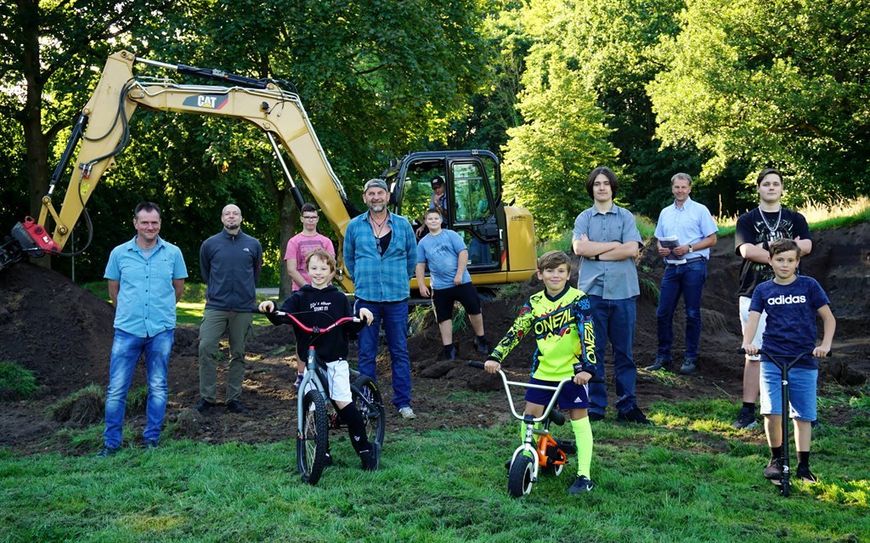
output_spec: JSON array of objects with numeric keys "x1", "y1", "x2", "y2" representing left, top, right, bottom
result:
[
  {"x1": 0, "y1": 224, "x2": 867, "y2": 454},
  {"x1": 0, "y1": 263, "x2": 115, "y2": 395}
]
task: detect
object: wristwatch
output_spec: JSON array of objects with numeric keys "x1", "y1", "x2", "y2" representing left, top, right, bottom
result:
[{"x1": 688, "y1": 244, "x2": 693, "y2": 253}]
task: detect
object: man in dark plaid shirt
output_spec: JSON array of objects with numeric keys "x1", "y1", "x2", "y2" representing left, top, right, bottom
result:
[{"x1": 344, "y1": 178, "x2": 418, "y2": 419}]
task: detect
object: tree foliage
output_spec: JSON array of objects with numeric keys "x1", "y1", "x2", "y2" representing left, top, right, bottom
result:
[
  {"x1": 648, "y1": 0, "x2": 870, "y2": 204},
  {"x1": 501, "y1": 0, "x2": 620, "y2": 238}
]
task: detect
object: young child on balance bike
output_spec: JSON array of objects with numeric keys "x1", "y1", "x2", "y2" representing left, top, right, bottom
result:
[
  {"x1": 484, "y1": 250, "x2": 598, "y2": 494},
  {"x1": 259, "y1": 249, "x2": 378, "y2": 470}
]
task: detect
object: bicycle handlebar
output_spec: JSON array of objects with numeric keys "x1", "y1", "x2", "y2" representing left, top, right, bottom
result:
[
  {"x1": 737, "y1": 348, "x2": 832, "y2": 358},
  {"x1": 466, "y1": 360, "x2": 603, "y2": 383},
  {"x1": 264, "y1": 310, "x2": 361, "y2": 335}
]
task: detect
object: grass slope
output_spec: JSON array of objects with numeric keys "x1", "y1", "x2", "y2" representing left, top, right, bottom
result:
[{"x1": 2, "y1": 395, "x2": 866, "y2": 542}]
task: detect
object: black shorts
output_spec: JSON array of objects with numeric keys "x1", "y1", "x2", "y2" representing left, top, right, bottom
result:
[{"x1": 432, "y1": 282, "x2": 482, "y2": 323}]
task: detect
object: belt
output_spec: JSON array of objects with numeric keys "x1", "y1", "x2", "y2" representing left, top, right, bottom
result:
[{"x1": 666, "y1": 256, "x2": 706, "y2": 266}]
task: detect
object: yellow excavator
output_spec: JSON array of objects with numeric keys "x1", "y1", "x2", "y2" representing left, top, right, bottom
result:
[{"x1": 0, "y1": 51, "x2": 537, "y2": 291}]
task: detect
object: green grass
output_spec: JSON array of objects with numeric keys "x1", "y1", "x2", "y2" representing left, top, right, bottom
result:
[
  {"x1": 2, "y1": 394, "x2": 867, "y2": 542},
  {"x1": 0, "y1": 361, "x2": 39, "y2": 400}
]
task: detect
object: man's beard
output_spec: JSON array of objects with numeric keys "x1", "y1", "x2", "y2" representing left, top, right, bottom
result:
[{"x1": 368, "y1": 202, "x2": 386, "y2": 213}]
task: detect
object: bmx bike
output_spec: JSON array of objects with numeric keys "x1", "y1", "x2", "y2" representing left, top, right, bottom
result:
[
  {"x1": 270, "y1": 311, "x2": 386, "y2": 485},
  {"x1": 739, "y1": 348, "x2": 828, "y2": 497},
  {"x1": 469, "y1": 361, "x2": 579, "y2": 498}
]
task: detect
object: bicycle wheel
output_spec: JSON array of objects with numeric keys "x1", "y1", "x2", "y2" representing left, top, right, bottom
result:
[
  {"x1": 297, "y1": 389, "x2": 329, "y2": 485},
  {"x1": 353, "y1": 374, "x2": 386, "y2": 447},
  {"x1": 507, "y1": 454, "x2": 535, "y2": 498}
]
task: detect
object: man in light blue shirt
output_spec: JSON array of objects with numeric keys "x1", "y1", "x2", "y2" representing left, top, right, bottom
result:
[
  {"x1": 646, "y1": 173, "x2": 718, "y2": 375},
  {"x1": 98, "y1": 202, "x2": 187, "y2": 456},
  {"x1": 573, "y1": 167, "x2": 649, "y2": 424},
  {"x1": 344, "y1": 178, "x2": 418, "y2": 419}
]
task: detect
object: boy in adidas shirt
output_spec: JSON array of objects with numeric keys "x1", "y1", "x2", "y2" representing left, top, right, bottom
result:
[
  {"x1": 742, "y1": 239, "x2": 835, "y2": 483},
  {"x1": 484, "y1": 251, "x2": 598, "y2": 494}
]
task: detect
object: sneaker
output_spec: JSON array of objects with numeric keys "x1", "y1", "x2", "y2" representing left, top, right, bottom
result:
[
  {"x1": 360, "y1": 444, "x2": 380, "y2": 471},
  {"x1": 568, "y1": 475, "x2": 595, "y2": 494},
  {"x1": 763, "y1": 457, "x2": 783, "y2": 480},
  {"x1": 398, "y1": 406, "x2": 417, "y2": 419},
  {"x1": 473, "y1": 336, "x2": 491, "y2": 355},
  {"x1": 617, "y1": 407, "x2": 652, "y2": 425},
  {"x1": 732, "y1": 406, "x2": 758, "y2": 429},
  {"x1": 679, "y1": 358, "x2": 698, "y2": 375},
  {"x1": 588, "y1": 412, "x2": 605, "y2": 422},
  {"x1": 226, "y1": 399, "x2": 248, "y2": 414},
  {"x1": 143, "y1": 440, "x2": 159, "y2": 450},
  {"x1": 437, "y1": 345, "x2": 458, "y2": 361},
  {"x1": 96, "y1": 446, "x2": 119, "y2": 458},
  {"x1": 293, "y1": 373, "x2": 304, "y2": 390},
  {"x1": 796, "y1": 466, "x2": 817, "y2": 483},
  {"x1": 195, "y1": 398, "x2": 216, "y2": 414},
  {"x1": 644, "y1": 358, "x2": 672, "y2": 371}
]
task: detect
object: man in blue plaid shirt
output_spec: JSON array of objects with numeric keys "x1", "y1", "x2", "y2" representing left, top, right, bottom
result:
[{"x1": 344, "y1": 178, "x2": 418, "y2": 419}]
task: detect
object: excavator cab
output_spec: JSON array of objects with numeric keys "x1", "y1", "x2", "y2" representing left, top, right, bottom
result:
[{"x1": 386, "y1": 150, "x2": 535, "y2": 287}]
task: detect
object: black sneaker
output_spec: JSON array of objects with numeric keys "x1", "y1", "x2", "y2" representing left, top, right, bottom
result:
[
  {"x1": 617, "y1": 407, "x2": 651, "y2": 425},
  {"x1": 473, "y1": 336, "x2": 491, "y2": 355},
  {"x1": 438, "y1": 344, "x2": 458, "y2": 361},
  {"x1": 588, "y1": 412, "x2": 605, "y2": 422},
  {"x1": 568, "y1": 475, "x2": 595, "y2": 494},
  {"x1": 763, "y1": 457, "x2": 783, "y2": 480},
  {"x1": 679, "y1": 358, "x2": 698, "y2": 375},
  {"x1": 644, "y1": 358, "x2": 672, "y2": 371},
  {"x1": 293, "y1": 373, "x2": 304, "y2": 390},
  {"x1": 732, "y1": 406, "x2": 758, "y2": 429},
  {"x1": 226, "y1": 399, "x2": 248, "y2": 414},
  {"x1": 96, "y1": 446, "x2": 119, "y2": 458},
  {"x1": 360, "y1": 443, "x2": 380, "y2": 471},
  {"x1": 143, "y1": 439, "x2": 159, "y2": 450},
  {"x1": 195, "y1": 399, "x2": 216, "y2": 414},
  {"x1": 796, "y1": 465, "x2": 818, "y2": 483}
]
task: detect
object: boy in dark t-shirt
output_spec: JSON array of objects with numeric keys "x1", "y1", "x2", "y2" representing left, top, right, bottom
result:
[
  {"x1": 732, "y1": 168, "x2": 812, "y2": 429},
  {"x1": 259, "y1": 249, "x2": 378, "y2": 470},
  {"x1": 742, "y1": 239, "x2": 835, "y2": 483}
]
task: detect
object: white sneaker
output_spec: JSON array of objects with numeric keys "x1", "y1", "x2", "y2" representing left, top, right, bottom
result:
[{"x1": 398, "y1": 406, "x2": 416, "y2": 419}]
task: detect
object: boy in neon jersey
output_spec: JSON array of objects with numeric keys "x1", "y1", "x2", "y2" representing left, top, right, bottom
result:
[{"x1": 484, "y1": 250, "x2": 598, "y2": 494}]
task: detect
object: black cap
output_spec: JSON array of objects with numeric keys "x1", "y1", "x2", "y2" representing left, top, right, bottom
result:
[{"x1": 431, "y1": 176, "x2": 445, "y2": 187}]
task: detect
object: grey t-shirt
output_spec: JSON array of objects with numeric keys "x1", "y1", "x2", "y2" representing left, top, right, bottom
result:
[{"x1": 572, "y1": 204, "x2": 642, "y2": 300}]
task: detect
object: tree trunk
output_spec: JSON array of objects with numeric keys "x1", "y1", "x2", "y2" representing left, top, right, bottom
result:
[{"x1": 278, "y1": 190, "x2": 297, "y2": 301}]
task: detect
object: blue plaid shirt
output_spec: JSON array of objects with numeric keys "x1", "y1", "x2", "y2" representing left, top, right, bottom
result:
[{"x1": 344, "y1": 211, "x2": 416, "y2": 302}]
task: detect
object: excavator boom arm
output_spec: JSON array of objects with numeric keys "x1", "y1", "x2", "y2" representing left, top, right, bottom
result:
[{"x1": 5, "y1": 51, "x2": 354, "y2": 284}]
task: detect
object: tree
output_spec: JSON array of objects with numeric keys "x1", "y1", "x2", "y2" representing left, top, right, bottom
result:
[
  {"x1": 0, "y1": 0, "x2": 175, "y2": 221},
  {"x1": 500, "y1": 0, "x2": 620, "y2": 238},
  {"x1": 648, "y1": 0, "x2": 870, "y2": 204}
]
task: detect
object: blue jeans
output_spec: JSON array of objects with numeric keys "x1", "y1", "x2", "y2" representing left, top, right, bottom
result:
[
  {"x1": 103, "y1": 328, "x2": 174, "y2": 449},
  {"x1": 656, "y1": 259, "x2": 707, "y2": 361},
  {"x1": 588, "y1": 295, "x2": 637, "y2": 416},
  {"x1": 356, "y1": 301, "x2": 413, "y2": 409}
]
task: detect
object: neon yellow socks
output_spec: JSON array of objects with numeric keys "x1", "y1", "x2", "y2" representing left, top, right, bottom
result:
[{"x1": 571, "y1": 416, "x2": 593, "y2": 477}]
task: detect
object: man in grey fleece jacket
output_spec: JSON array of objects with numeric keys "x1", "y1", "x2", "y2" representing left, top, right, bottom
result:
[{"x1": 197, "y1": 204, "x2": 263, "y2": 414}]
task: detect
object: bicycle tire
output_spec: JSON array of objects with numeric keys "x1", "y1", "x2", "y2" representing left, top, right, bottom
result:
[
  {"x1": 297, "y1": 389, "x2": 330, "y2": 485},
  {"x1": 353, "y1": 374, "x2": 386, "y2": 447},
  {"x1": 507, "y1": 454, "x2": 535, "y2": 498}
]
